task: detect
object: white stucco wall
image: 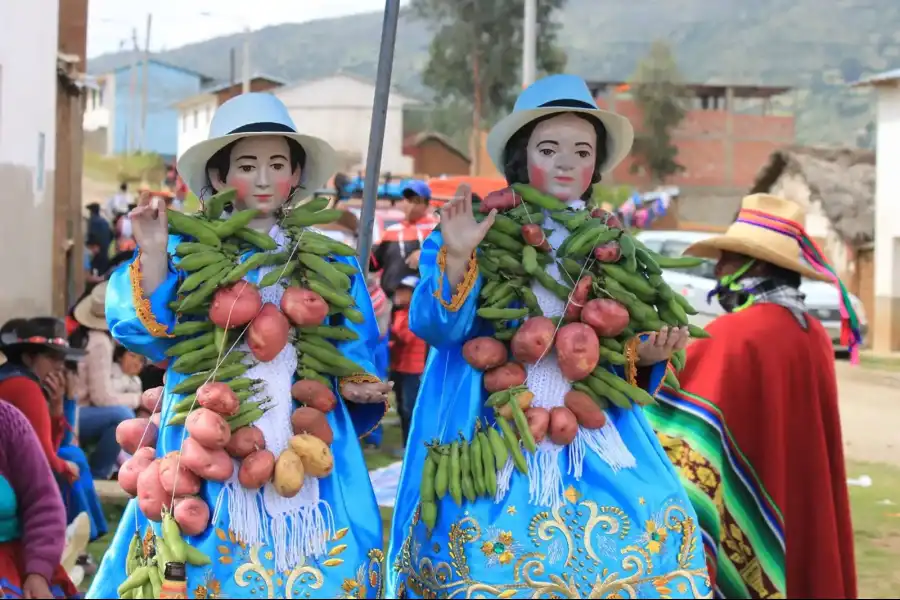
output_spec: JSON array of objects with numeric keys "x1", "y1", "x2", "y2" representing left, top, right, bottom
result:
[
  {"x1": 0, "y1": 0, "x2": 59, "y2": 319},
  {"x1": 83, "y1": 74, "x2": 114, "y2": 153},
  {"x1": 874, "y1": 85, "x2": 900, "y2": 298},
  {"x1": 276, "y1": 75, "x2": 415, "y2": 175},
  {"x1": 176, "y1": 95, "x2": 218, "y2": 158}
]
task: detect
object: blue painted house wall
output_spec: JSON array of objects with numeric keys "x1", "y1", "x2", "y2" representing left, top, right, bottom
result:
[{"x1": 111, "y1": 61, "x2": 207, "y2": 157}]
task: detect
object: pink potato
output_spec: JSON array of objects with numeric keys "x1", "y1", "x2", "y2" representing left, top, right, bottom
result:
[
  {"x1": 462, "y1": 337, "x2": 508, "y2": 371},
  {"x1": 555, "y1": 323, "x2": 600, "y2": 382},
  {"x1": 510, "y1": 317, "x2": 556, "y2": 364},
  {"x1": 116, "y1": 418, "x2": 158, "y2": 454},
  {"x1": 290, "y1": 379, "x2": 337, "y2": 413},
  {"x1": 548, "y1": 406, "x2": 579, "y2": 445},
  {"x1": 238, "y1": 449, "x2": 276, "y2": 489},
  {"x1": 248, "y1": 303, "x2": 290, "y2": 362},
  {"x1": 140, "y1": 386, "x2": 163, "y2": 413},
  {"x1": 173, "y1": 496, "x2": 211, "y2": 537},
  {"x1": 209, "y1": 281, "x2": 262, "y2": 329},
  {"x1": 158, "y1": 451, "x2": 202, "y2": 496},
  {"x1": 581, "y1": 298, "x2": 630, "y2": 338},
  {"x1": 180, "y1": 437, "x2": 235, "y2": 482},
  {"x1": 225, "y1": 426, "x2": 266, "y2": 459},
  {"x1": 280, "y1": 286, "x2": 329, "y2": 327},
  {"x1": 118, "y1": 447, "x2": 156, "y2": 496},
  {"x1": 185, "y1": 408, "x2": 232, "y2": 450},
  {"x1": 196, "y1": 382, "x2": 240, "y2": 417},
  {"x1": 136, "y1": 459, "x2": 169, "y2": 522}
]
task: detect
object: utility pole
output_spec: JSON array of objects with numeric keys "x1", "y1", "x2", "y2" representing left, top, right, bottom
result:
[
  {"x1": 523, "y1": 0, "x2": 537, "y2": 88},
  {"x1": 128, "y1": 28, "x2": 140, "y2": 154},
  {"x1": 242, "y1": 27, "x2": 251, "y2": 93},
  {"x1": 140, "y1": 13, "x2": 152, "y2": 153}
]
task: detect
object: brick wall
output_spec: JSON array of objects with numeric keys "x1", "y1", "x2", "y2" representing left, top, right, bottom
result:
[{"x1": 596, "y1": 98, "x2": 795, "y2": 190}]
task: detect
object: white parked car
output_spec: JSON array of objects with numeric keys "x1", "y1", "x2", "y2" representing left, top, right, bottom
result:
[{"x1": 635, "y1": 230, "x2": 868, "y2": 353}]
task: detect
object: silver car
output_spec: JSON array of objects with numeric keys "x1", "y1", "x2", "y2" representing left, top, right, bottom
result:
[{"x1": 635, "y1": 230, "x2": 868, "y2": 352}]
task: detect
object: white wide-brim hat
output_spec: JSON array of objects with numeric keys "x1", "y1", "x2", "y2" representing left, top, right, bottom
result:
[
  {"x1": 487, "y1": 74, "x2": 634, "y2": 176},
  {"x1": 177, "y1": 92, "x2": 337, "y2": 204}
]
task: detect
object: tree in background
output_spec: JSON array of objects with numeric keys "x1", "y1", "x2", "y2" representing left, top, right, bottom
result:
[
  {"x1": 410, "y1": 0, "x2": 568, "y2": 170},
  {"x1": 629, "y1": 41, "x2": 688, "y2": 184}
]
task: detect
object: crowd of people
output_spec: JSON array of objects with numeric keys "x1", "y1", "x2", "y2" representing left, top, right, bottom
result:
[{"x1": 0, "y1": 74, "x2": 860, "y2": 599}]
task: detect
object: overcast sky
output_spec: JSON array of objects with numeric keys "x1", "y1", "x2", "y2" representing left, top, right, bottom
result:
[{"x1": 87, "y1": 0, "x2": 402, "y2": 58}]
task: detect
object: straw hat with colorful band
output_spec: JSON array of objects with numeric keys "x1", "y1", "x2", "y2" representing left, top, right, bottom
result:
[
  {"x1": 177, "y1": 92, "x2": 337, "y2": 203},
  {"x1": 73, "y1": 281, "x2": 110, "y2": 332},
  {"x1": 486, "y1": 74, "x2": 634, "y2": 175},
  {"x1": 0, "y1": 317, "x2": 86, "y2": 358},
  {"x1": 685, "y1": 193, "x2": 863, "y2": 357}
]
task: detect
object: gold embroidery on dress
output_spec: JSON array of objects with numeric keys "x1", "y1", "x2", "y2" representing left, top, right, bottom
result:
[
  {"x1": 199, "y1": 525, "x2": 383, "y2": 599},
  {"x1": 434, "y1": 247, "x2": 478, "y2": 312},
  {"x1": 394, "y1": 499, "x2": 712, "y2": 599},
  {"x1": 129, "y1": 254, "x2": 174, "y2": 338}
]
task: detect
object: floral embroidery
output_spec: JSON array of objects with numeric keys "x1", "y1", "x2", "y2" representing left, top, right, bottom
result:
[
  {"x1": 434, "y1": 247, "x2": 478, "y2": 312},
  {"x1": 395, "y1": 499, "x2": 712, "y2": 598},
  {"x1": 129, "y1": 254, "x2": 174, "y2": 338}
]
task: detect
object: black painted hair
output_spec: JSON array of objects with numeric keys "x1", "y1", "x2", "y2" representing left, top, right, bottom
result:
[
  {"x1": 502, "y1": 112, "x2": 609, "y2": 202},
  {"x1": 202, "y1": 136, "x2": 307, "y2": 202}
]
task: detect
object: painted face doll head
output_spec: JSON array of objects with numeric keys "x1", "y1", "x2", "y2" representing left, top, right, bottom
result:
[
  {"x1": 206, "y1": 135, "x2": 306, "y2": 214},
  {"x1": 503, "y1": 112, "x2": 608, "y2": 202}
]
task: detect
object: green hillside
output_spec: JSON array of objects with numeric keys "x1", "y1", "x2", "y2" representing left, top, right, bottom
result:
[{"x1": 87, "y1": 0, "x2": 900, "y2": 147}]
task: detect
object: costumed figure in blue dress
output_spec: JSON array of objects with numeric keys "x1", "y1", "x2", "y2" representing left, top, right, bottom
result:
[
  {"x1": 387, "y1": 75, "x2": 713, "y2": 599},
  {"x1": 88, "y1": 93, "x2": 392, "y2": 599}
]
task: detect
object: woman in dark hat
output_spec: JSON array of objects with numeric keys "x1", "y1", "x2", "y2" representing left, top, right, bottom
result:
[{"x1": 0, "y1": 317, "x2": 107, "y2": 569}]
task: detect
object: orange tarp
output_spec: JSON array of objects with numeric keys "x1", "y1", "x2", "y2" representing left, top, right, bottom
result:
[{"x1": 427, "y1": 176, "x2": 507, "y2": 203}]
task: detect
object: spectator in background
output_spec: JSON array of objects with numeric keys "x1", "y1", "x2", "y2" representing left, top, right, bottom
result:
[
  {"x1": 389, "y1": 275, "x2": 427, "y2": 446},
  {"x1": 85, "y1": 203, "x2": 113, "y2": 252},
  {"x1": 0, "y1": 318, "x2": 82, "y2": 487},
  {"x1": 370, "y1": 181, "x2": 438, "y2": 298},
  {"x1": 105, "y1": 181, "x2": 132, "y2": 220},
  {"x1": 84, "y1": 235, "x2": 110, "y2": 293},
  {"x1": 71, "y1": 283, "x2": 138, "y2": 479},
  {"x1": 0, "y1": 399, "x2": 80, "y2": 599},
  {"x1": 114, "y1": 203, "x2": 137, "y2": 252}
]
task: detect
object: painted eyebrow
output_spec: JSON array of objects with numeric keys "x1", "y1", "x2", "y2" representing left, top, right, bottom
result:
[
  {"x1": 575, "y1": 142, "x2": 594, "y2": 149},
  {"x1": 536, "y1": 140, "x2": 559, "y2": 146},
  {"x1": 270, "y1": 154, "x2": 289, "y2": 161},
  {"x1": 236, "y1": 154, "x2": 257, "y2": 161}
]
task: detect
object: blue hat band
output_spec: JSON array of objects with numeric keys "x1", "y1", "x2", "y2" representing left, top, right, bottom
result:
[
  {"x1": 539, "y1": 99, "x2": 596, "y2": 110},
  {"x1": 228, "y1": 122, "x2": 297, "y2": 135}
]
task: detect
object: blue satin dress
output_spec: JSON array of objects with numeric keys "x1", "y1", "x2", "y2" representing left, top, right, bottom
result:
[
  {"x1": 87, "y1": 233, "x2": 387, "y2": 599},
  {"x1": 387, "y1": 232, "x2": 712, "y2": 599}
]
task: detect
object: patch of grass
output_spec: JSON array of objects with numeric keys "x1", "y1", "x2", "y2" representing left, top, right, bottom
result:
[
  {"x1": 860, "y1": 354, "x2": 900, "y2": 372},
  {"x1": 83, "y1": 151, "x2": 166, "y2": 186},
  {"x1": 846, "y1": 460, "x2": 900, "y2": 598}
]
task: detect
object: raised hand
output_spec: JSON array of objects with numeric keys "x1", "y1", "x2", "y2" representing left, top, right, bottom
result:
[
  {"x1": 636, "y1": 326, "x2": 690, "y2": 366},
  {"x1": 341, "y1": 380, "x2": 394, "y2": 404},
  {"x1": 130, "y1": 192, "x2": 169, "y2": 257},
  {"x1": 441, "y1": 184, "x2": 496, "y2": 261}
]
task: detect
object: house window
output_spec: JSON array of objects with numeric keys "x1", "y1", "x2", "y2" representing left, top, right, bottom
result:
[
  {"x1": 193, "y1": 109, "x2": 198, "y2": 128},
  {"x1": 182, "y1": 114, "x2": 187, "y2": 132},
  {"x1": 205, "y1": 105, "x2": 211, "y2": 123},
  {"x1": 35, "y1": 132, "x2": 46, "y2": 192},
  {"x1": 98, "y1": 87, "x2": 104, "y2": 107}
]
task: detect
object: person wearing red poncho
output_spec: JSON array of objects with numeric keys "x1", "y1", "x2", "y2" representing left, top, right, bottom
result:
[{"x1": 646, "y1": 193, "x2": 860, "y2": 599}]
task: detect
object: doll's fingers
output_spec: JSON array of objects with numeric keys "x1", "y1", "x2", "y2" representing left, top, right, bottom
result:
[{"x1": 655, "y1": 327, "x2": 669, "y2": 348}]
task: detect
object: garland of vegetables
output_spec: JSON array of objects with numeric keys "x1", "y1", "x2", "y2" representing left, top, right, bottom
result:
[
  {"x1": 418, "y1": 183, "x2": 710, "y2": 533},
  {"x1": 113, "y1": 189, "x2": 374, "y2": 598}
]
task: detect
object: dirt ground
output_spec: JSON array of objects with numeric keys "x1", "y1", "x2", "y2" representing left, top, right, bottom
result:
[{"x1": 835, "y1": 361, "x2": 900, "y2": 467}]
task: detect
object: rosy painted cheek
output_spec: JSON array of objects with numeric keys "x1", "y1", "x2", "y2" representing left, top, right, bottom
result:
[
  {"x1": 578, "y1": 166, "x2": 594, "y2": 194},
  {"x1": 232, "y1": 179, "x2": 251, "y2": 201},
  {"x1": 274, "y1": 179, "x2": 293, "y2": 201},
  {"x1": 527, "y1": 164, "x2": 548, "y2": 193}
]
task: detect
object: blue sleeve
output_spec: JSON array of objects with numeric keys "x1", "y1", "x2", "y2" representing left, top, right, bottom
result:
[
  {"x1": 408, "y1": 231, "x2": 483, "y2": 348},
  {"x1": 106, "y1": 235, "x2": 182, "y2": 363},
  {"x1": 331, "y1": 255, "x2": 387, "y2": 439}
]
